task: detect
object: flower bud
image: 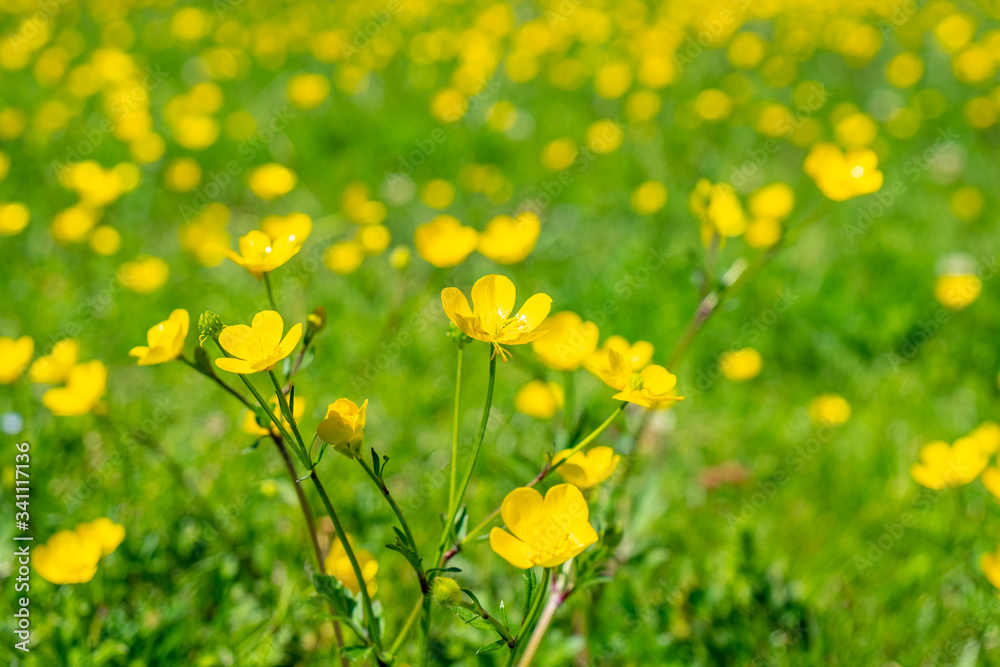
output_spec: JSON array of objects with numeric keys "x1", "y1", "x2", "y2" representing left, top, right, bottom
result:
[
  {"x1": 198, "y1": 311, "x2": 224, "y2": 346},
  {"x1": 432, "y1": 576, "x2": 462, "y2": 605},
  {"x1": 447, "y1": 322, "x2": 471, "y2": 348},
  {"x1": 317, "y1": 398, "x2": 368, "y2": 458}
]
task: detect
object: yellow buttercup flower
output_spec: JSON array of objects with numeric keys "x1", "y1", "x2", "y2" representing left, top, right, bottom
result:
[
  {"x1": 441, "y1": 274, "x2": 552, "y2": 362},
  {"x1": 934, "y1": 273, "x2": 981, "y2": 310},
  {"x1": 689, "y1": 179, "x2": 746, "y2": 244},
  {"x1": 981, "y1": 545, "x2": 1000, "y2": 590},
  {"x1": 553, "y1": 446, "x2": 621, "y2": 489},
  {"x1": 243, "y1": 396, "x2": 306, "y2": 437},
  {"x1": 970, "y1": 421, "x2": 1000, "y2": 455},
  {"x1": 248, "y1": 163, "x2": 297, "y2": 200},
  {"x1": 982, "y1": 467, "x2": 1000, "y2": 501},
  {"x1": 325, "y1": 536, "x2": 378, "y2": 596},
  {"x1": 34, "y1": 518, "x2": 124, "y2": 585},
  {"x1": 216, "y1": 311, "x2": 302, "y2": 375},
  {"x1": 748, "y1": 183, "x2": 795, "y2": 220},
  {"x1": 910, "y1": 437, "x2": 988, "y2": 489},
  {"x1": 477, "y1": 212, "x2": 541, "y2": 264},
  {"x1": 0, "y1": 336, "x2": 34, "y2": 383},
  {"x1": 41, "y1": 361, "x2": 107, "y2": 417},
  {"x1": 227, "y1": 214, "x2": 312, "y2": 278},
  {"x1": 489, "y1": 483, "x2": 598, "y2": 569},
  {"x1": 30, "y1": 339, "x2": 79, "y2": 384},
  {"x1": 415, "y1": 215, "x2": 479, "y2": 268},
  {"x1": 317, "y1": 398, "x2": 367, "y2": 458},
  {"x1": 589, "y1": 349, "x2": 682, "y2": 409},
  {"x1": 808, "y1": 394, "x2": 851, "y2": 425},
  {"x1": 117, "y1": 256, "x2": 169, "y2": 293},
  {"x1": 589, "y1": 336, "x2": 654, "y2": 374},
  {"x1": 804, "y1": 143, "x2": 883, "y2": 201},
  {"x1": 720, "y1": 348, "x2": 762, "y2": 381},
  {"x1": 514, "y1": 380, "x2": 564, "y2": 419},
  {"x1": 129, "y1": 309, "x2": 189, "y2": 366},
  {"x1": 531, "y1": 311, "x2": 599, "y2": 371}
]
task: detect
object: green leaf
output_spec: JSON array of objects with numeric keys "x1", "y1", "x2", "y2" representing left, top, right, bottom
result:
[
  {"x1": 371, "y1": 447, "x2": 381, "y2": 477},
  {"x1": 314, "y1": 441, "x2": 330, "y2": 466},
  {"x1": 498, "y1": 600, "x2": 508, "y2": 630},
  {"x1": 193, "y1": 346, "x2": 215, "y2": 376},
  {"x1": 477, "y1": 639, "x2": 506, "y2": 654},
  {"x1": 313, "y1": 573, "x2": 357, "y2": 618},
  {"x1": 521, "y1": 568, "x2": 537, "y2": 622},
  {"x1": 341, "y1": 646, "x2": 372, "y2": 661},
  {"x1": 241, "y1": 438, "x2": 264, "y2": 455},
  {"x1": 449, "y1": 606, "x2": 494, "y2": 631}
]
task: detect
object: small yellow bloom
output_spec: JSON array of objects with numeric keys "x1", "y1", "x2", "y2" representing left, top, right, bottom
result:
[
  {"x1": 477, "y1": 212, "x2": 540, "y2": 264},
  {"x1": 227, "y1": 214, "x2": 312, "y2": 278},
  {"x1": 720, "y1": 348, "x2": 762, "y2": 381},
  {"x1": 808, "y1": 394, "x2": 851, "y2": 425},
  {"x1": 317, "y1": 398, "x2": 368, "y2": 458},
  {"x1": 30, "y1": 339, "x2": 78, "y2": 384},
  {"x1": 324, "y1": 241, "x2": 365, "y2": 275},
  {"x1": 748, "y1": 183, "x2": 794, "y2": 220},
  {"x1": 744, "y1": 218, "x2": 782, "y2": 249},
  {"x1": 531, "y1": 311, "x2": 599, "y2": 371},
  {"x1": 420, "y1": 179, "x2": 456, "y2": 209},
  {"x1": 287, "y1": 73, "x2": 330, "y2": 110},
  {"x1": 589, "y1": 344, "x2": 681, "y2": 409},
  {"x1": 804, "y1": 143, "x2": 883, "y2": 201},
  {"x1": 42, "y1": 361, "x2": 107, "y2": 416},
  {"x1": 970, "y1": 421, "x2": 1000, "y2": 455},
  {"x1": 630, "y1": 181, "x2": 668, "y2": 215},
  {"x1": 35, "y1": 518, "x2": 124, "y2": 585},
  {"x1": 415, "y1": 215, "x2": 479, "y2": 268},
  {"x1": 911, "y1": 437, "x2": 988, "y2": 489},
  {"x1": 489, "y1": 484, "x2": 598, "y2": 569},
  {"x1": 89, "y1": 226, "x2": 122, "y2": 255},
  {"x1": 243, "y1": 396, "x2": 306, "y2": 437},
  {"x1": 74, "y1": 518, "x2": 126, "y2": 556},
  {"x1": 216, "y1": 311, "x2": 302, "y2": 375},
  {"x1": 981, "y1": 545, "x2": 1000, "y2": 590},
  {"x1": 441, "y1": 274, "x2": 552, "y2": 362},
  {"x1": 129, "y1": 309, "x2": 189, "y2": 366},
  {"x1": 982, "y1": 467, "x2": 1000, "y2": 501},
  {"x1": 117, "y1": 256, "x2": 169, "y2": 293},
  {"x1": 0, "y1": 336, "x2": 33, "y2": 383},
  {"x1": 325, "y1": 536, "x2": 378, "y2": 595},
  {"x1": 934, "y1": 273, "x2": 981, "y2": 310},
  {"x1": 689, "y1": 179, "x2": 745, "y2": 244},
  {"x1": 248, "y1": 163, "x2": 297, "y2": 200},
  {"x1": 589, "y1": 336, "x2": 654, "y2": 374},
  {"x1": 553, "y1": 446, "x2": 621, "y2": 489},
  {"x1": 0, "y1": 202, "x2": 30, "y2": 236},
  {"x1": 514, "y1": 380, "x2": 564, "y2": 419}
]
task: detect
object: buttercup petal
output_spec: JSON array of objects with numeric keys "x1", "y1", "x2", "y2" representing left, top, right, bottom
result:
[
  {"x1": 279, "y1": 323, "x2": 303, "y2": 355},
  {"x1": 472, "y1": 274, "x2": 516, "y2": 332},
  {"x1": 252, "y1": 310, "x2": 285, "y2": 350},
  {"x1": 489, "y1": 528, "x2": 535, "y2": 569},
  {"x1": 510, "y1": 293, "x2": 552, "y2": 335},
  {"x1": 215, "y1": 356, "x2": 256, "y2": 374},
  {"x1": 500, "y1": 486, "x2": 544, "y2": 543},
  {"x1": 219, "y1": 324, "x2": 256, "y2": 360},
  {"x1": 542, "y1": 483, "x2": 590, "y2": 532}
]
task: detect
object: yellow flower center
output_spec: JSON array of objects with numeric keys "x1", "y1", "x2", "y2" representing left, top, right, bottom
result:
[{"x1": 628, "y1": 372, "x2": 644, "y2": 391}]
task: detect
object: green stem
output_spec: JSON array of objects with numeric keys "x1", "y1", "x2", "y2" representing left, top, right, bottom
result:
[
  {"x1": 516, "y1": 574, "x2": 569, "y2": 667},
  {"x1": 389, "y1": 596, "x2": 424, "y2": 657},
  {"x1": 562, "y1": 370, "x2": 575, "y2": 446},
  {"x1": 436, "y1": 353, "x2": 497, "y2": 563},
  {"x1": 268, "y1": 370, "x2": 310, "y2": 464},
  {"x1": 419, "y1": 590, "x2": 434, "y2": 667},
  {"x1": 455, "y1": 599, "x2": 515, "y2": 647},
  {"x1": 310, "y1": 469, "x2": 383, "y2": 653},
  {"x1": 448, "y1": 346, "x2": 464, "y2": 516},
  {"x1": 519, "y1": 568, "x2": 551, "y2": 640},
  {"x1": 264, "y1": 271, "x2": 278, "y2": 311},
  {"x1": 178, "y1": 356, "x2": 255, "y2": 410},
  {"x1": 356, "y1": 457, "x2": 426, "y2": 587}
]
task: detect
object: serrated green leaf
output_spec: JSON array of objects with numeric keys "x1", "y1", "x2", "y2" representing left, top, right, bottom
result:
[
  {"x1": 313, "y1": 573, "x2": 357, "y2": 618},
  {"x1": 477, "y1": 639, "x2": 506, "y2": 654},
  {"x1": 449, "y1": 606, "x2": 494, "y2": 631}
]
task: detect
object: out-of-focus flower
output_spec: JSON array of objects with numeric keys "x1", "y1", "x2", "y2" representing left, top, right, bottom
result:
[
  {"x1": 541, "y1": 138, "x2": 577, "y2": 170},
  {"x1": 51, "y1": 206, "x2": 99, "y2": 243},
  {"x1": 163, "y1": 158, "x2": 202, "y2": 192},
  {"x1": 477, "y1": 212, "x2": 540, "y2": 264},
  {"x1": 415, "y1": 215, "x2": 479, "y2": 268},
  {"x1": 531, "y1": 311, "x2": 599, "y2": 371},
  {"x1": 248, "y1": 163, "x2": 297, "y2": 200},
  {"x1": 589, "y1": 336, "x2": 655, "y2": 374},
  {"x1": 934, "y1": 273, "x2": 981, "y2": 310},
  {"x1": 982, "y1": 467, "x2": 1000, "y2": 500},
  {"x1": 118, "y1": 256, "x2": 169, "y2": 293},
  {"x1": 631, "y1": 181, "x2": 668, "y2": 215},
  {"x1": 689, "y1": 179, "x2": 746, "y2": 244},
  {"x1": 30, "y1": 339, "x2": 78, "y2": 384},
  {"x1": 89, "y1": 226, "x2": 121, "y2": 255},
  {"x1": 808, "y1": 394, "x2": 851, "y2": 425},
  {"x1": 357, "y1": 225, "x2": 391, "y2": 256},
  {"x1": 720, "y1": 348, "x2": 762, "y2": 381},
  {"x1": 42, "y1": 361, "x2": 107, "y2": 416},
  {"x1": 981, "y1": 545, "x2": 1000, "y2": 590},
  {"x1": 490, "y1": 484, "x2": 598, "y2": 569},
  {"x1": 590, "y1": 348, "x2": 682, "y2": 409},
  {"x1": 514, "y1": 380, "x2": 564, "y2": 419},
  {"x1": 0, "y1": 336, "x2": 33, "y2": 383},
  {"x1": 420, "y1": 179, "x2": 455, "y2": 209},
  {"x1": 911, "y1": 437, "x2": 988, "y2": 489},
  {"x1": 216, "y1": 311, "x2": 302, "y2": 375},
  {"x1": 804, "y1": 143, "x2": 883, "y2": 201},
  {"x1": 586, "y1": 119, "x2": 623, "y2": 154},
  {"x1": 242, "y1": 396, "x2": 306, "y2": 437},
  {"x1": 180, "y1": 204, "x2": 231, "y2": 267},
  {"x1": 129, "y1": 309, "x2": 189, "y2": 366},
  {"x1": 288, "y1": 73, "x2": 330, "y2": 110},
  {"x1": 317, "y1": 398, "x2": 368, "y2": 458},
  {"x1": 441, "y1": 274, "x2": 551, "y2": 362},
  {"x1": 324, "y1": 241, "x2": 365, "y2": 274},
  {"x1": 227, "y1": 214, "x2": 311, "y2": 278},
  {"x1": 553, "y1": 446, "x2": 621, "y2": 489},
  {"x1": 389, "y1": 245, "x2": 410, "y2": 270},
  {"x1": 970, "y1": 422, "x2": 1000, "y2": 455},
  {"x1": 0, "y1": 203, "x2": 29, "y2": 236},
  {"x1": 325, "y1": 536, "x2": 378, "y2": 596},
  {"x1": 748, "y1": 183, "x2": 794, "y2": 220},
  {"x1": 34, "y1": 518, "x2": 123, "y2": 585}
]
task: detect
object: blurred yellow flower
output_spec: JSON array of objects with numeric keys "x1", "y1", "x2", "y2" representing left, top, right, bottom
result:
[
  {"x1": 631, "y1": 181, "x2": 668, "y2": 215},
  {"x1": 477, "y1": 212, "x2": 540, "y2": 264},
  {"x1": 129, "y1": 309, "x2": 189, "y2": 366},
  {"x1": 981, "y1": 545, "x2": 1000, "y2": 590},
  {"x1": 243, "y1": 395, "x2": 306, "y2": 437},
  {"x1": 532, "y1": 311, "x2": 599, "y2": 371},
  {"x1": 0, "y1": 336, "x2": 33, "y2": 383},
  {"x1": 834, "y1": 112, "x2": 878, "y2": 149},
  {"x1": 30, "y1": 339, "x2": 79, "y2": 384},
  {"x1": 934, "y1": 274, "x2": 981, "y2": 310},
  {"x1": 886, "y1": 53, "x2": 924, "y2": 88},
  {"x1": 744, "y1": 218, "x2": 782, "y2": 248},
  {"x1": 389, "y1": 245, "x2": 411, "y2": 270},
  {"x1": 227, "y1": 214, "x2": 311, "y2": 278},
  {"x1": 317, "y1": 398, "x2": 368, "y2": 458},
  {"x1": 720, "y1": 348, "x2": 762, "y2": 381},
  {"x1": 590, "y1": 348, "x2": 682, "y2": 409},
  {"x1": 34, "y1": 529, "x2": 102, "y2": 584},
  {"x1": 415, "y1": 215, "x2": 479, "y2": 268},
  {"x1": 421, "y1": 179, "x2": 456, "y2": 209},
  {"x1": 118, "y1": 256, "x2": 169, "y2": 293},
  {"x1": 42, "y1": 360, "x2": 107, "y2": 417},
  {"x1": 324, "y1": 241, "x2": 365, "y2": 274},
  {"x1": 553, "y1": 446, "x2": 621, "y2": 489},
  {"x1": 75, "y1": 518, "x2": 126, "y2": 556},
  {"x1": 325, "y1": 536, "x2": 378, "y2": 596},
  {"x1": 589, "y1": 336, "x2": 654, "y2": 374},
  {"x1": 911, "y1": 437, "x2": 988, "y2": 489},
  {"x1": 695, "y1": 89, "x2": 732, "y2": 120},
  {"x1": 216, "y1": 311, "x2": 302, "y2": 375},
  {"x1": 748, "y1": 183, "x2": 794, "y2": 220},
  {"x1": 689, "y1": 179, "x2": 745, "y2": 243},
  {"x1": 163, "y1": 158, "x2": 202, "y2": 192},
  {"x1": 541, "y1": 138, "x2": 577, "y2": 171},
  {"x1": 982, "y1": 467, "x2": 1000, "y2": 501},
  {"x1": 804, "y1": 143, "x2": 883, "y2": 201},
  {"x1": 288, "y1": 73, "x2": 330, "y2": 110},
  {"x1": 357, "y1": 225, "x2": 391, "y2": 256},
  {"x1": 514, "y1": 380, "x2": 564, "y2": 419},
  {"x1": 431, "y1": 88, "x2": 468, "y2": 123},
  {"x1": 594, "y1": 62, "x2": 632, "y2": 99},
  {"x1": 89, "y1": 226, "x2": 122, "y2": 256},
  {"x1": 489, "y1": 484, "x2": 597, "y2": 569},
  {"x1": 586, "y1": 119, "x2": 623, "y2": 154},
  {"x1": 808, "y1": 394, "x2": 851, "y2": 426},
  {"x1": 248, "y1": 163, "x2": 297, "y2": 200},
  {"x1": 51, "y1": 206, "x2": 99, "y2": 243},
  {"x1": 970, "y1": 421, "x2": 1000, "y2": 455},
  {"x1": 441, "y1": 274, "x2": 552, "y2": 362},
  {"x1": 0, "y1": 203, "x2": 29, "y2": 236}
]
